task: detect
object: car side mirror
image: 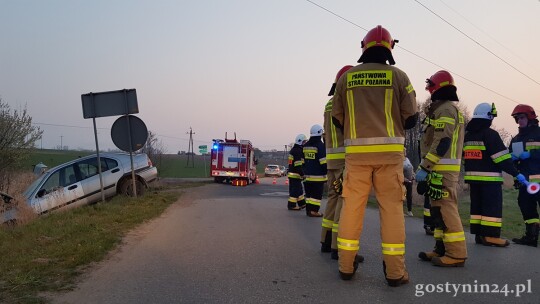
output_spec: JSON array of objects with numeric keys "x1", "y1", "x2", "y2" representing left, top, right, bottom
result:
[{"x1": 37, "y1": 189, "x2": 47, "y2": 198}]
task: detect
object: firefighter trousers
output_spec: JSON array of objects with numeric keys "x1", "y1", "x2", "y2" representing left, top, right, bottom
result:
[
  {"x1": 304, "y1": 181, "x2": 324, "y2": 213},
  {"x1": 338, "y1": 163, "x2": 407, "y2": 280},
  {"x1": 288, "y1": 178, "x2": 305, "y2": 209},
  {"x1": 404, "y1": 181, "x2": 412, "y2": 212},
  {"x1": 429, "y1": 176, "x2": 467, "y2": 260},
  {"x1": 517, "y1": 187, "x2": 540, "y2": 224},
  {"x1": 469, "y1": 183, "x2": 503, "y2": 237},
  {"x1": 423, "y1": 195, "x2": 433, "y2": 229},
  {"x1": 321, "y1": 168, "x2": 344, "y2": 248}
]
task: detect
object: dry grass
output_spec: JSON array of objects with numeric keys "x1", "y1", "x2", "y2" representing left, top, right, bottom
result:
[{"x1": 1, "y1": 172, "x2": 38, "y2": 227}]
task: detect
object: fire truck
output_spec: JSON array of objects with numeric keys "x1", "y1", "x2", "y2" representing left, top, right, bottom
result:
[{"x1": 210, "y1": 133, "x2": 258, "y2": 186}]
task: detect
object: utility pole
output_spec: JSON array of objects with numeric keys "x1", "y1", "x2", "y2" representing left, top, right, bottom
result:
[
  {"x1": 186, "y1": 127, "x2": 195, "y2": 168},
  {"x1": 60, "y1": 135, "x2": 63, "y2": 150},
  {"x1": 283, "y1": 144, "x2": 288, "y2": 160}
]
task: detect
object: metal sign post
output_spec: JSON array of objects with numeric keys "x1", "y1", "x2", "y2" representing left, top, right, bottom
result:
[
  {"x1": 124, "y1": 91, "x2": 137, "y2": 198},
  {"x1": 81, "y1": 89, "x2": 140, "y2": 201},
  {"x1": 90, "y1": 93, "x2": 106, "y2": 203}
]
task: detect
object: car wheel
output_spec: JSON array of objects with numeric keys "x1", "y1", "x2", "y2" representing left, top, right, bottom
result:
[{"x1": 120, "y1": 178, "x2": 146, "y2": 196}]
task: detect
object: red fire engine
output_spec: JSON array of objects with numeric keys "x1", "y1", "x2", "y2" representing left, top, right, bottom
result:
[{"x1": 210, "y1": 133, "x2": 258, "y2": 186}]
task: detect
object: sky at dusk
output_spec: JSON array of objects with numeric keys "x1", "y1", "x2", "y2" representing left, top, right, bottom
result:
[{"x1": 1, "y1": 0, "x2": 539, "y2": 153}]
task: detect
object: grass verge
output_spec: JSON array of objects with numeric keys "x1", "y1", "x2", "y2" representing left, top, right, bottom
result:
[
  {"x1": 369, "y1": 187, "x2": 524, "y2": 239},
  {"x1": 0, "y1": 184, "x2": 204, "y2": 304}
]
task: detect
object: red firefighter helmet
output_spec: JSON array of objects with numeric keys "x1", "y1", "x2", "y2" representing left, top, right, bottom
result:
[
  {"x1": 329, "y1": 65, "x2": 354, "y2": 96},
  {"x1": 361, "y1": 25, "x2": 396, "y2": 53},
  {"x1": 425, "y1": 70, "x2": 456, "y2": 95},
  {"x1": 511, "y1": 104, "x2": 537, "y2": 120},
  {"x1": 335, "y1": 65, "x2": 354, "y2": 82}
]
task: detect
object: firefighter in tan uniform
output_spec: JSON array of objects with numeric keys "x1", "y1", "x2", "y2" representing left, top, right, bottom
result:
[
  {"x1": 416, "y1": 70, "x2": 467, "y2": 267},
  {"x1": 331, "y1": 25, "x2": 418, "y2": 286},
  {"x1": 322, "y1": 65, "x2": 355, "y2": 259}
]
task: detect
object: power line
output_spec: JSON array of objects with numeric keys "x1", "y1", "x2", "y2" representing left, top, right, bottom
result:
[
  {"x1": 32, "y1": 122, "x2": 211, "y2": 144},
  {"x1": 33, "y1": 122, "x2": 108, "y2": 130},
  {"x1": 303, "y1": 0, "x2": 521, "y2": 104},
  {"x1": 413, "y1": 0, "x2": 540, "y2": 86},
  {"x1": 304, "y1": 0, "x2": 368, "y2": 31},
  {"x1": 438, "y1": 0, "x2": 527, "y2": 64}
]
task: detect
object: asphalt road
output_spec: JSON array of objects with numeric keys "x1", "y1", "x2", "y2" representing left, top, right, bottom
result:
[{"x1": 52, "y1": 177, "x2": 539, "y2": 304}]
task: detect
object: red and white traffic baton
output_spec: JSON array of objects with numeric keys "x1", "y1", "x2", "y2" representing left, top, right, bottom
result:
[
  {"x1": 522, "y1": 180, "x2": 540, "y2": 195},
  {"x1": 527, "y1": 182, "x2": 540, "y2": 195}
]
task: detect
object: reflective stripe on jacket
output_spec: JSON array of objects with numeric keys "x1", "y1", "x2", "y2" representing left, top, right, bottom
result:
[
  {"x1": 331, "y1": 63, "x2": 417, "y2": 165},
  {"x1": 420, "y1": 100, "x2": 464, "y2": 181},
  {"x1": 463, "y1": 121, "x2": 518, "y2": 184},
  {"x1": 324, "y1": 98, "x2": 345, "y2": 169},
  {"x1": 303, "y1": 136, "x2": 327, "y2": 181},
  {"x1": 288, "y1": 144, "x2": 304, "y2": 178},
  {"x1": 509, "y1": 124, "x2": 540, "y2": 180}
]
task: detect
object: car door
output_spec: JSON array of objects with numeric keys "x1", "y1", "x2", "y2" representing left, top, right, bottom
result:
[
  {"x1": 76, "y1": 156, "x2": 123, "y2": 203},
  {"x1": 31, "y1": 164, "x2": 86, "y2": 214}
]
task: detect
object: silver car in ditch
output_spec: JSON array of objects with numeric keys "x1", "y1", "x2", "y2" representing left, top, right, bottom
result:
[{"x1": 21, "y1": 152, "x2": 157, "y2": 217}]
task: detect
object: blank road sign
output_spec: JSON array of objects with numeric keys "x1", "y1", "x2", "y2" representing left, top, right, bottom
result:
[{"x1": 82, "y1": 89, "x2": 139, "y2": 119}]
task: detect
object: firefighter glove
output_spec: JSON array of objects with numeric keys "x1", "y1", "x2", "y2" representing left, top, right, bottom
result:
[
  {"x1": 415, "y1": 167, "x2": 429, "y2": 182},
  {"x1": 417, "y1": 181, "x2": 428, "y2": 195},
  {"x1": 519, "y1": 151, "x2": 531, "y2": 160},
  {"x1": 427, "y1": 172, "x2": 444, "y2": 200},
  {"x1": 427, "y1": 184, "x2": 443, "y2": 200},
  {"x1": 516, "y1": 173, "x2": 528, "y2": 186},
  {"x1": 333, "y1": 173, "x2": 343, "y2": 195}
]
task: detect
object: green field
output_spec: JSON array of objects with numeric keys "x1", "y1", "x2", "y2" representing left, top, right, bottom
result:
[
  {"x1": 24, "y1": 150, "x2": 271, "y2": 178},
  {"x1": 23, "y1": 150, "x2": 526, "y2": 239}
]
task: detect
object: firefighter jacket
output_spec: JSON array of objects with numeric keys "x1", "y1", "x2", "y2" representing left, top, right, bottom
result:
[
  {"x1": 331, "y1": 63, "x2": 417, "y2": 165},
  {"x1": 287, "y1": 144, "x2": 304, "y2": 180},
  {"x1": 509, "y1": 122, "x2": 540, "y2": 183},
  {"x1": 324, "y1": 97, "x2": 345, "y2": 170},
  {"x1": 463, "y1": 118, "x2": 518, "y2": 184},
  {"x1": 303, "y1": 136, "x2": 327, "y2": 182},
  {"x1": 419, "y1": 100, "x2": 464, "y2": 182}
]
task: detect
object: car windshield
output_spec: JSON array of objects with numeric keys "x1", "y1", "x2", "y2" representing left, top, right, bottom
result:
[
  {"x1": 23, "y1": 174, "x2": 47, "y2": 199},
  {"x1": 267, "y1": 165, "x2": 278, "y2": 169}
]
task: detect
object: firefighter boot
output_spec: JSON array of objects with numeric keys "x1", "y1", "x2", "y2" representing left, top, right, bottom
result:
[
  {"x1": 339, "y1": 255, "x2": 362, "y2": 281},
  {"x1": 474, "y1": 234, "x2": 484, "y2": 244},
  {"x1": 331, "y1": 249, "x2": 365, "y2": 262},
  {"x1": 321, "y1": 231, "x2": 332, "y2": 253},
  {"x1": 482, "y1": 236, "x2": 510, "y2": 247},
  {"x1": 431, "y1": 256, "x2": 466, "y2": 267},
  {"x1": 418, "y1": 240, "x2": 445, "y2": 262},
  {"x1": 383, "y1": 261, "x2": 409, "y2": 287},
  {"x1": 512, "y1": 223, "x2": 539, "y2": 247}
]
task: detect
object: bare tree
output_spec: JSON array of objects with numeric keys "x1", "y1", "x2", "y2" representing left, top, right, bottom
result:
[
  {"x1": 492, "y1": 125, "x2": 512, "y2": 146},
  {"x1": 0, "y1": 98, "x2": 43, "y2": 191},
  {"x1": 140, "y1": 130, "x2": 164, "y2": 171}
]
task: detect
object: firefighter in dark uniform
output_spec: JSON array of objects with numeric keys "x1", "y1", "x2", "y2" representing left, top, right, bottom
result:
[
  {"x1": 321, "y1": 65, "x2": 352, "y2": 256},
  {"x1": 463, "y1": 102, "x2": 527, "y2": 247},
  {"x1": 303, "y1": 124, "x2": 327, "y2": 217},
  {"x1": 332, "y1": 25, "x2": 418, "y2": 286},
  {"x1": 417, "y1": 70, "x2": 467, "y2": 267},
  {"x1": 509, "y1": 104, "x2": 540, "y2": 247},
  {"x1": 287, "y1": 134, "x2": 307, "y2": 210}
]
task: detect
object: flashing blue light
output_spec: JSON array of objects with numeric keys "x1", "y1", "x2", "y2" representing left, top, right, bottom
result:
[{"x1": 212, "y1": 144, "x2": 218, "y2": 150}]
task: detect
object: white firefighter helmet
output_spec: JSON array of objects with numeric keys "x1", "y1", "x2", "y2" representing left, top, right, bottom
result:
[
  {"x1": 473, "y1": 102, "x2": 497, "y2": 120},
  {"x1": 310, "y1": 124, "x2": 324, "y2": 137},
  {"x1": 295, "y1": 134, "x2": 307, "y2": 145}
]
